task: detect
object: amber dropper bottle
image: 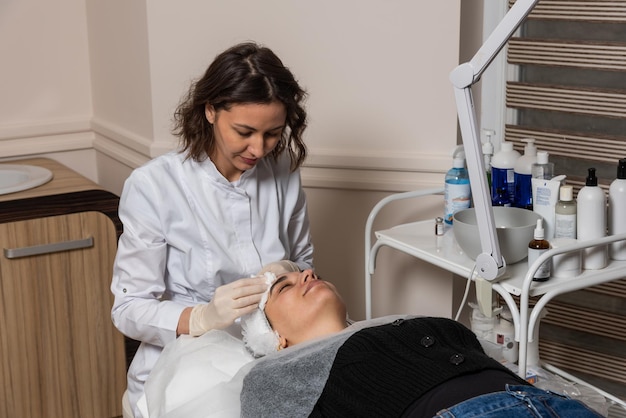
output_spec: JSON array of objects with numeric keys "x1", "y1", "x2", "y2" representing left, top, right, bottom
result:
[{"x1": 528, "y1": 218, "x2": 551, "y2": 281}]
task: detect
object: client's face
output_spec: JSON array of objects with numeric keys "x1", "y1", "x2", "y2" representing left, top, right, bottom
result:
[{"x1": 264, "y1": 269, "x2": 347, "y2": 348}]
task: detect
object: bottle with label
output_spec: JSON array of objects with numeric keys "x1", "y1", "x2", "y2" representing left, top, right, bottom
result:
[
  {"x1": 528, "y1": 218, "x2": 551, "y2": 281},
  {"x1": 555, "y1": 185, "x2": 576, "y2": 239},
  {"x1": 609, "y1": 158, "x2": 626, "y2": 260},
  {"x1": 531, "y1": 151, "x2": 554, "y2": 180},
  {"x1": 444, "y1": 146, "x2": 471, "y2": 225},
  {"x1": 493, "y1": 188, "x2": 511, "y2": 207},
  {"x1": 435, "y1": 217, "x2": 444, "y2": 236},
  {"x1": 491, "y1": 142, "x2": 520, "y2": 206},
  {"x1": 496, "y1": 306, "x2": 518, "y2": 364},
  {"x1": 577, "y1": 168, "x2": 607, "y2": 270},
  {"x1": 514, "y1": 138, "x2": 537, "y2": 209}
]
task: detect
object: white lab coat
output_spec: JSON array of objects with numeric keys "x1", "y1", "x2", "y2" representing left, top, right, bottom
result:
[{"x1": 110, "y1": 151, "x2": 313, "y2": 416}]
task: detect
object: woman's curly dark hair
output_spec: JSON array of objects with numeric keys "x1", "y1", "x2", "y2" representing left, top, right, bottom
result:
[{"x1": 172, "y1": 42, "x2": 308, "y2": 171}]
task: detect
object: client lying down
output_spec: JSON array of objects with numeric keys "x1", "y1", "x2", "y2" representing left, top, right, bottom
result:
[{"x1": 142, "y1": 262, "x2": 603, "y2": 417}]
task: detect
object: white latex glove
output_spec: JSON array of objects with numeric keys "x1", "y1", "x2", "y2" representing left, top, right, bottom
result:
[{"x1": 188, "y1": 277, "x2": 268, "y2": 337}]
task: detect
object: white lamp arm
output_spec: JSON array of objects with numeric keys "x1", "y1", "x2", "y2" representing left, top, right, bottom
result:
[
  {"x1": 451, "y1": 0, "x2": 539, "y2": 89},
  {"x1": 449, "y1": 0, "x2": 539, "y2": 281}
]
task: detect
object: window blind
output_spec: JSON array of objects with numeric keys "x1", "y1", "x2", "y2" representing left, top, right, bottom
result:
[{"x1": 504, "y1": 0, "x2": 626, "y2": 412}]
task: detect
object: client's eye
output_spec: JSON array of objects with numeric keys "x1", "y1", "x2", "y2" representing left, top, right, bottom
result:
[{"x1": 278, "y1": 283, "x2": 292, "y2": 293}]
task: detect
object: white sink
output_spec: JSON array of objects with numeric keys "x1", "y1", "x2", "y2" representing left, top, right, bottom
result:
[{"x1": 0, "y1": 164, "x2": 53, "y2": 195}]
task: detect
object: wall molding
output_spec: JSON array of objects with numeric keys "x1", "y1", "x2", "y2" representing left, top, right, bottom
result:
[
  {"x1": 305, "y1": 149, "x2": 448, "y2": 174},
  {"x1": 92, "y1": 132, "x2": 152, "y2": 169},
  {"x1": 301, "y1": 166, "x2": 443, "y2": 192},
  {"x1": 1, "y1": 117, "x2": 447, "y2": 192},
  {"x1": 0, "y1": 118, "x2": 93, "y2": 158},
  {"x1": 302, "y1": 148, "x2": 447, "y2": 191},
  {"x1": 0, "y1": 117, "x2": 91, "y2": 141},
  {"x1": 91, "y1": 117, "x2": 176, "y2": 158}
]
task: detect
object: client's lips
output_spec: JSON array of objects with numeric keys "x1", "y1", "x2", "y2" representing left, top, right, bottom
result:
[{"x1": 303, "y1": 280, "x2": 323, "y2": 296}]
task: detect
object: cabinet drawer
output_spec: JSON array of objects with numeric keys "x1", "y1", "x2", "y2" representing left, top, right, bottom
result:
[{"x1": 0, "y1": 211, "x2": 126, "y2": 418}]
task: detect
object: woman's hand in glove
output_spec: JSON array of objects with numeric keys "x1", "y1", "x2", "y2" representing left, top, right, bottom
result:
[{"x1": 187, "y1": 277, "x2": 269, "y2": 336}]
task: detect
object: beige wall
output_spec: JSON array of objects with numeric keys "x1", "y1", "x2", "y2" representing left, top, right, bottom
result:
[
  {"x1": 1, "y1": 0, "x2": 486, "y2": 320},
  {"x1": 0, "y1": 0, "x2": 97, "y2": 179}
]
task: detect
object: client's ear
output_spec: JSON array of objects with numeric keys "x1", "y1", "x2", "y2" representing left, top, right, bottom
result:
[{"x1": 278, "y1": 334, "x2": 288, "y2": 350}]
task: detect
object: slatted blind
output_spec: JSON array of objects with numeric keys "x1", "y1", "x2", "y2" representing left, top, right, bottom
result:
[{"x1": 505, "y1": 0, "x2": 626, "y2": 412}]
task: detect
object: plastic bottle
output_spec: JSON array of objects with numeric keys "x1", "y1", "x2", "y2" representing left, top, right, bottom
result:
[
  {"x1": 469, "y1": 302, "x2": 497, "y2": 343},
  {"x1": 514, "y1": 138, "x2": 537, "y2": 209},
  {"x1": 444, "y1": 146, "x2": 471, "y2": 225},
  {"x1": 577, "y1": 168, "x2": 607, "y2": 270},
  {"x1": 554, "y1": 185, "x2": 576, "y2": 239},
  {"x1": 496, "y1": 306, "x2": 518, "y2": 364},
  {"x1": 609, "y1": 158, "x2": 626, "y2": 260},
  {"x1": 528, "y1": 218, "x2": 551, "y2": 281},
  {"x1": 483, "y1": 132, "x2": 494, "y2": 189},
  {"x1": 493, "y1": 188, "x2": 511, "y2": 207},
  {"x1": 531, "y1": 151, "x2": 554, "y2": 180},
  {"x1": 491, "y1": 142, "x2": 520, "y2": 206}
]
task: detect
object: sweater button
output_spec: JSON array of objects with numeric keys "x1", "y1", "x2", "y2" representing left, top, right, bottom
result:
[
  {"x1": 420, "y1": 336, "x2": 435, "y2": 347},
  {"x1": 392, "y1": 319, "x2": 404, "y2": 326},
  {"x1": 450, "y1": 353, "x2": 465, "y2": 365}
]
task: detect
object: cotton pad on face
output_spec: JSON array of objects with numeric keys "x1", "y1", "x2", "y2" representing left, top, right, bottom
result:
[
  {"x1": 240, "y1": 272, "x2": 281, "y2": 357},
  {"x1": 257, "y1": 272, "x2": 275, "y2": 311},
  {"x1": 241, "y1": 260, "x2": 301, "y2": 357}
]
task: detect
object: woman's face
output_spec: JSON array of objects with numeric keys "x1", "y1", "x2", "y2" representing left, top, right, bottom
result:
[
  {"x1": 264, "y1": 270, "x2": 346, "y2": 348},
  {"x1": 205, "y1": 101, "x2": 286, "y2": 182}
]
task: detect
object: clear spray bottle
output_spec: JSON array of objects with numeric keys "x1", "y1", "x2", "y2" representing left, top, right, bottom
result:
[{"x1": 555, "y1": 185, "x2": 576, "y2": 239}]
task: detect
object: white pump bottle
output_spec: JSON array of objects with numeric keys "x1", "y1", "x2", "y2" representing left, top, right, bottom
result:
[
  {"x1": 609, "y1": 158, "x2": 626, "y2": 260},
  {"x1": 577, "y1": 168, "x2": 607, "y2": 270}
]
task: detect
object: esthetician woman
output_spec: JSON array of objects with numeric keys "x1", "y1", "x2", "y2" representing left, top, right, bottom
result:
[{"x1": 110, "y1": 42, "x2": 313, "y2": 417}]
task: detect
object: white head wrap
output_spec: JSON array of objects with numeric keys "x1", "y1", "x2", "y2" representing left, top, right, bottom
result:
[{"x1": 240, "y1": 260, "x2": 300, "y2": 357}]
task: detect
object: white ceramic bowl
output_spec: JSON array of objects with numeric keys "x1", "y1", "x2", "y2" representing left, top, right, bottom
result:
[{"x1": 452, "y1": 207, "x2": 542, "y2": 264}]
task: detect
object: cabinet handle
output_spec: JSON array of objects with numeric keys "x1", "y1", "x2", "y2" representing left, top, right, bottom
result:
[{"x1": 4, "y1": 236, "x2": 94, "y2": 259}]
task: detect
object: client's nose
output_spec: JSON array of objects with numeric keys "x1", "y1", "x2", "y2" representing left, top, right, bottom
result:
[{"x1": 301, "y1": 269, "x2": 316, "y2": 283}]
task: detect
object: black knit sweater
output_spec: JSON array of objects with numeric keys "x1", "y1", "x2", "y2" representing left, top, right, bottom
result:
[{"x1": 309, "y1": 317, "x2": 527, "y2": 417}]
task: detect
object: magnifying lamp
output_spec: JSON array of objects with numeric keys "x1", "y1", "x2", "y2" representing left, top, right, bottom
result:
[{"x1": 449, "y1": 0, "x2": 539, "y2": 281}]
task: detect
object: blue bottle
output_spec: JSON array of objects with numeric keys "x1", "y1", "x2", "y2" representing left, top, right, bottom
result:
[
  {"x1": 494, "y1": 187, "x2": 512, "y2": 207},
  {"x1": 491, "y1": 142, "x2": 520, "y2": 206},
  {"x1": 444, "y1": 146, "x2": 471, "y2": 225},
  {"x1": 514, "y1": 138, "x2": 537, "y2": 209}
]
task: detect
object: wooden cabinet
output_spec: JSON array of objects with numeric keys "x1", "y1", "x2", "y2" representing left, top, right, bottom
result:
[{"x1": 0, "y1": 159, "x2": 126, "y2": 418}]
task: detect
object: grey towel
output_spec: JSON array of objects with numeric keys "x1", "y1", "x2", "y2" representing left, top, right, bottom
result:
[{"x1": 240, "y1": 315, "x2": 408, "y2": 417}]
